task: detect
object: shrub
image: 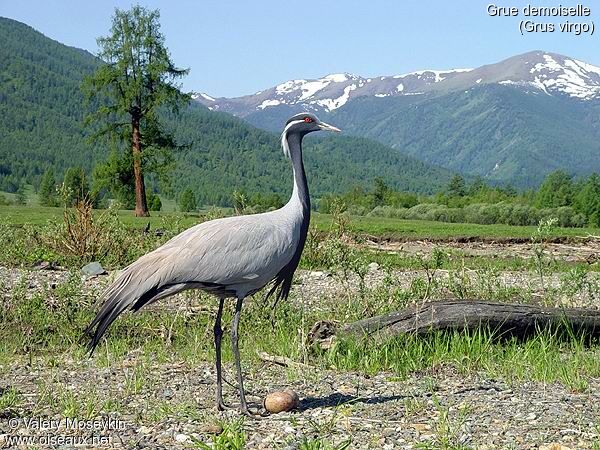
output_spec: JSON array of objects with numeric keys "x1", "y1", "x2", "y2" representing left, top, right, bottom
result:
[
  {"x1": 179, "y1": 188, "x2": 197, "y2": 212},
  {"x1": 146, "y1": 191, "x2": 162, "y2": 211},
  {"x1": 39, "y1": 168, "x2": 59, "y2": 207},
  {"x1": 0, "y1": 194, "x2": 10, "y2": 206},
  {"x1": 365, "y1": 202, "x2": 587, "y2": 228}
]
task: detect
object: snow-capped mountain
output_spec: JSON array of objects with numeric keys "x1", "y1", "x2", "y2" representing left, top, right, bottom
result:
[
  {"x1": 192, "y1": 69, "x2": 473, "y2": 116},
  {"x1": 437, "y1": 51, "x2": 600, "y2": 100},
  {"x1": 194, "y1": 51, "x2": 600, "y2": 117}
]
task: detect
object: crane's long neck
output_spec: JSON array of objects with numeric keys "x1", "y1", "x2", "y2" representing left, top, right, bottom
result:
[{"x1": 285, "y1": 132, "x2": 310, "y2": 214}]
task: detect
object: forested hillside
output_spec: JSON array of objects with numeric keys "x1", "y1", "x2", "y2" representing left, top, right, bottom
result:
[
  {"x1": 0, "y1": 17, "x2": 453, "y2": 204},
  {"x1": 0, "y1": 17, "x2": 103, "y2": 192},
  {"x1": 328, "y1": 85, "x2": 600, "y2": 188},
  {"x1": 165, "y1": 107, "x2": 453, "y2": 204}
]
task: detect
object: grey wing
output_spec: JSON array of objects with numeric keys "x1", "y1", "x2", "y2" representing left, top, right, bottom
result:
[
  {"x1": 160, "y1": 215, "x2": 296, "y2": 289},
  {"x1": 86, "y1": 213, "x2": 296, "y2": 352}
]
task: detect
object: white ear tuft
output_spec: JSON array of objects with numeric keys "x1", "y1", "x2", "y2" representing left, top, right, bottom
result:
[
  {"x1": 280, "y1": 120, "x2": 304, "y2": 158},
  {"x1": 281, "y1": 129, "x2": 291, "y2": 158}
]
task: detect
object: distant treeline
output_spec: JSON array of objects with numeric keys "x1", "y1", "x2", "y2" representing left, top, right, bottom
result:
[
  {"x1": 4, "y1": 165, "x2": 600, "y2": 230},
  {"x1": 318, "y1": 171, "x2": 600, "y2": 228}
]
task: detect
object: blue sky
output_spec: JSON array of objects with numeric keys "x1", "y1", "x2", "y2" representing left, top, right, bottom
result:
[{"x1": 2, "y1": 1, "x2": 598, "y2": 97}]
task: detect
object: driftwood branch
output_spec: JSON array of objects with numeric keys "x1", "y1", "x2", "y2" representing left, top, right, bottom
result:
[
  {"x1": 257, "y1": 351, "x2": 312, "y2": 368},
  {"x1": 308, "y1": 301, "x2": 600, "y2": 348}
]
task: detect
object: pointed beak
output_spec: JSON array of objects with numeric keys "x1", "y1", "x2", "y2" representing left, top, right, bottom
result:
[{"x1": 318, "y1": 121, "x2": 341, "y2": 132}]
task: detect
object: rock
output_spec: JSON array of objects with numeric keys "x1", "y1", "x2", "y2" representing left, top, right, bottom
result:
[
  {"x1": 161, "y1": 388, "x2": 174, "y2": 399},
  {"x1": 307, "y1": 320, "x2": 337, "y2": 350},
  {"x1": 539, "y1": 444, "x2": 573, "y2": 450},
  {"x1": 200, "y1": 423, "x2": 223, "y2": 434},
  {"x1": 368, "y1": 262, "x2": 380, "y2": 271},
  {"x1": 175, "y1": 433, "x2": 189, "y2": 443},
  {"x1": 81, "y1": 261, "x2": 106, "y2": 277},
  {"x1": 411, "y1": 423, "x2": 431, "y2": 432},
  {"x1": 32, "y1": 261, "x2": 59, "y2": 271}
]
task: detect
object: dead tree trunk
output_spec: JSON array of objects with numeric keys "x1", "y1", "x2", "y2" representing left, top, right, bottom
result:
[{"x1": 308, "y1": 301, "x2": 600, "y2": 349}]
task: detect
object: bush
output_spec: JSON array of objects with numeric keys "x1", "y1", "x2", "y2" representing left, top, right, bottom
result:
[
  {"x1": 0, "y1": 194, "x2": 11, "y2": 206},
  {"x1": 62, "y1": 167, "x2": 89, "y2": 206},
  {"x1": 39, "y1": 168, "x2": 58, "y2": 207},
  {"x1": 179, "y1": 188, "x2": 197, "y2": 212},
  {"x1": 346, "y1": 205, "x2": 370, "y2": 216},
  {"x1": 146, "y1": 191, "x2": 162, "y2": 211},
  {"x1": 366, "y1": 202, "x2": 587, "y2": 228}
]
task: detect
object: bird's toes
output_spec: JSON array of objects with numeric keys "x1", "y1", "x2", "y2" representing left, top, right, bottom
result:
[
  {"x1": 240, "y1": 405, "x2": 268, "y2": 419},
  {"x1": 216, "y1": 401, "x2": 231, "y2": 411}
]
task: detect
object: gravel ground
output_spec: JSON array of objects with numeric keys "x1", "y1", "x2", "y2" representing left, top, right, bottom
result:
[
  {"x1": 365, "y1": 239, "x2": 600, "y2": 265},
  {"x1": 1, "y1": 356, "x2": 599, "y2": 449},
  {"x1": 3, "y1": 259, "x2": 600, "y2": 313},
  {"x1": 1, "y1": 241, "x2": 600, "y2": 449}
]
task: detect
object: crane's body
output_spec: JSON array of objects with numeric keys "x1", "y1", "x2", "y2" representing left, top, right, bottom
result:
[{"x1": 86, "y1": 113, "x2": 340, "y2": 416}]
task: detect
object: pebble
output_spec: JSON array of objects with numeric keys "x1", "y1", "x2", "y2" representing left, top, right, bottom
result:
[
  {"x1": 200, "y1": 423, "x2": 223, "y2": 434},
  {"x1": 175, "y1": 433, "x2": 189, "y2": 443},
  {"x1": 81, "y1": 261, "x2": 106, "y2": 276},
  {"x1": 161, "y1": 387, "x2": 175, "y2": 399}
]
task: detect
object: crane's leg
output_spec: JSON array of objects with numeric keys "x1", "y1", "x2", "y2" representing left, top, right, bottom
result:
[
  {"x1": 214, "y1": 298, "x2": 228, "y2": 411},
  {"x1": 231, "y1": 296, "x2": 252, "y2": 416}
]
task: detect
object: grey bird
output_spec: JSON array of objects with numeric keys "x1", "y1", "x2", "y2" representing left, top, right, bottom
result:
[{"x1": 86, "y1": 113, "x2": 341, "y2": 416}]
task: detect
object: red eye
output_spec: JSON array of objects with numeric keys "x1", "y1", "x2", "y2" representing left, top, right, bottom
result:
[{"x1": 304, "y1": 117, "x2": 313, "y2": 123}]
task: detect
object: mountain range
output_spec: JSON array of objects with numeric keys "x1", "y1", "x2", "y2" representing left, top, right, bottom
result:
[
  {"x1": 0, "y1": 17, "x2": 453, "y2": 205},
  {"x1": 196, "y1": 51, "x2": 600, "y2": 116},
  {"x1": 195, "y1": 51, "x2": 600, "y2": 187},
  {"x1": 3, "y1": 14, "x2": 599, "y2": 201}
]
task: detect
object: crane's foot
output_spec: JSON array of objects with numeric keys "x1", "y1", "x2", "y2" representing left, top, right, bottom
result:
[
  {"x1": 216, "y1": 396, "x2": 231, "y2": 411},
  {"x1": 239, "y1": 404, "x2": 269, "y2": 419}
]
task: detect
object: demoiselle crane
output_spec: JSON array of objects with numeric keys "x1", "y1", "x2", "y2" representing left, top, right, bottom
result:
[{"x1": 86, "y1": 113, "x2": 341, "y2": 415}]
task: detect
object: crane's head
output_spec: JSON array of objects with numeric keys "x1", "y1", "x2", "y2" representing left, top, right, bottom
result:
[{"x1": 281, "y1": 113, "x2": 341, "y2": 157}]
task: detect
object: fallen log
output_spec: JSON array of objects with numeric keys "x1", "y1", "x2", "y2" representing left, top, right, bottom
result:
[{"x1": 308, "y1": 300, "x2": 600, "y2": 349}]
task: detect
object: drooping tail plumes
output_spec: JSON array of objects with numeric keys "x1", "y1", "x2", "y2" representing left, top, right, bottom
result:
[{"x1": 85, "y1": 255, "x2": 184, "y2": 353}]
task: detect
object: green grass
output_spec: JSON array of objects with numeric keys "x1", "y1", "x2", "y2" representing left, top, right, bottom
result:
[
  {"x1": 314, "y1": 215, "x2": 599, "y2": 241},
  {"x1": 327, "y1": 328, "x2": 598, "y2": 391},
  {"x1": 0, "y1": 386, "x2": 22, "y2": 410},
  {"x1": 158, "y1": 194, "x2": 177, "y2": 213},
  {"x1": 2, "y1": 272, "x2": 599, "y2": 393},
  {"x1": 1, "y1": 186, "x2": 40, "y2": 206},
  {"x1": 0, "y1": 190, "x2": 18, "y2": 204},
  {"x1": 2, "y1": 204, "x2": 598, "y2": 241},
  {"x1": 0, "y1": 204, "x2": 200, "y2": 227}
]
